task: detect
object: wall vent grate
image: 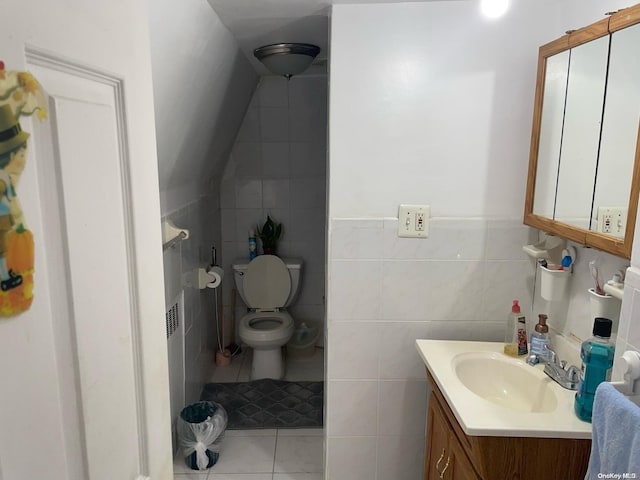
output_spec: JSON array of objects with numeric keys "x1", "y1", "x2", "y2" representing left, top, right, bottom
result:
[{"x1": 166, "y1": 302, "x2": 179, "y2": 339}]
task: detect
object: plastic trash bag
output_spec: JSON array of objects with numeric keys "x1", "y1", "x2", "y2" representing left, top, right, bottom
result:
[{"x1": 177, "y1": 401, "x2": 227, "y2": 470}]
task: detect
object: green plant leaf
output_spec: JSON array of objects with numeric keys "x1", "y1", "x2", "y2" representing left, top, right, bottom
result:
[{"x1": 257, "y1": 215, "x2": 283, "y2": 247}]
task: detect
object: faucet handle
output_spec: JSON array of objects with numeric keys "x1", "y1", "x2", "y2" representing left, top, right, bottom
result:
[
  {"x1": 560, "y1": 360, "x2": 567, "y2": 369},
  {"x1": 543, "y1": 344, "x2": 557, "y2": 364},
  {"x1": 526, "y1": 354, "x2": 540, "y2": 365}
]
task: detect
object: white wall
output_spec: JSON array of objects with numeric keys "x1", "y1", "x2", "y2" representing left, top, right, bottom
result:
[
  {"x1": 220, "y1": 75, "x2": 328, "y2": 343},
  {"x1": 0, "y1": 0, "x2": 172, "y2": 478},
  {"x1": 614, "y1": 161, "x2": 640, "y2": 377},
  {"x1": 162, "y1": 195, "x2": 220, "y2": 407},
  {"x1": 148, "y1": 0, "x2": 258, "y2": 443},
  {"x1": 327, "y1": 1, "x2": 629, "y2": 479},
  {"x1": 148, "y1": 0, "x2": 257, "y2": 212}
]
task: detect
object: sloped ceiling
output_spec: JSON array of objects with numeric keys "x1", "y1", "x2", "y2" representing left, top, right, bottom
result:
[
  {"x1": 206, "y1": 0, "x2": 331, "y2": 76},
  {"x1": 206, "y1": 0, "x2": 448, "y2": 76},
  {"x1": 148, "y1": 0, "x2": 258, "y2": 210},
  {"x1": 149, "y1": 0, "x2": 466, "y2": 210}
]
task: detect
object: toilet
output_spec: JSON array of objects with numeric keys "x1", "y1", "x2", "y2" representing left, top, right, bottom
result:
[{"x1": 232, "y1": 255, "x2": 303, "y2": 380}]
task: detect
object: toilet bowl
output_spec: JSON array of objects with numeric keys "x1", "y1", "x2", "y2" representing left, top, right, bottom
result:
[{"x1": 233, "y1": 255, "x2": 303, "y2": 380}]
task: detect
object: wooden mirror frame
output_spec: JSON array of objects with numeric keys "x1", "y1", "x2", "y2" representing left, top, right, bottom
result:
[{"x1": 524, "y1": 4, "x2": 640, "y2": 259}]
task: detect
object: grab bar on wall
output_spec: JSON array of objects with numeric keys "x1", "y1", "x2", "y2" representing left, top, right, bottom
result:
[{"x1": 162, "y1": 220, "x2": 189, "y2": 251}]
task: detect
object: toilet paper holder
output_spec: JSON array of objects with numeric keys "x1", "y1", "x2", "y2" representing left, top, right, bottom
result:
[{"x1": 197, "y1": 266, "x2": 224, "y2": 289}]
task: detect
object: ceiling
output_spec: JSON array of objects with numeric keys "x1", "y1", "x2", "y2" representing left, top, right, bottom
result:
[{"x1": 206, "y1": 0, "x2": 439, "y2": 76}]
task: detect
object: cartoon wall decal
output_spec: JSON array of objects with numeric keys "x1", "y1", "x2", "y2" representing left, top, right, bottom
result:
[{"x1": 0, "y1": 61, "x2": 47, "y2": 316}]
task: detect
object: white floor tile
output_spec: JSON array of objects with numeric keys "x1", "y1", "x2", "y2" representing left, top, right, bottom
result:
[
  {"x1": 273, "y1": 474, "x2": 324, "y2": 480},
  {"x1": 199, "y1": 345, "x2": 325, "y2": 477},
  {"x1": 237, "y1": 350, "x2": 252, "y2": 381},
  {"x1": 209, "y1": 435, "x2": 277, "y2": 474},
  {"x1": 277, "y1": 428, "x2": 324, "y2": 436},
  {"x1": 209, "y1": 358, "x2": 242, "y2": 383},
  {"x1": 208, "y1": 475, "x2": 273, "y2": 480},
  {"x1": 225, "y1": 429, "x2": 278, "y2": 437},
  {"x1": 173, "y1": 473, "x2": 208, "y2": 480},
  {"x1": 225, "y1": 344, "x2": 324, "y2": 382},
  {"x1": 285, "y1": 349, "x2": 324, "y2": 382},
  {"x1": 274, "y1": 436, "x2": 323, "y2": 473}
]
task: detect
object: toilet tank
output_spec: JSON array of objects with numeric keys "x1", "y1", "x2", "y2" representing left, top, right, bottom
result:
[{"x1": 232, "y1": 257, "x2": 303, "y2": 308}]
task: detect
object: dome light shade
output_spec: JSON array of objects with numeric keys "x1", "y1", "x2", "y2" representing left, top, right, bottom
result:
[{"x1": 254, "y1": 43, "x2": 321, "y2": 79}]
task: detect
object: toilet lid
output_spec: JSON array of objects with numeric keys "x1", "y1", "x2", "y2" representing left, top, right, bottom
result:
[{"x1": 243, "y1": 255, "x2": 291, "y2": 309}]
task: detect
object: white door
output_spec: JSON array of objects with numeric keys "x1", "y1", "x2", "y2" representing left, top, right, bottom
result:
[{"x1": 0, "y1": 2, "x2": 173, "y2": 480}]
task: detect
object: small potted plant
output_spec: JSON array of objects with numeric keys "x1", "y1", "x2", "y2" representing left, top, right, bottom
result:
[{"x1": 257, "y1": 215, "x2": 283, "y2": 255}]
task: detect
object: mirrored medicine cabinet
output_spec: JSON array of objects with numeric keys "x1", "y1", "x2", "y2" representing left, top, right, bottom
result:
[{"x1": 524, "y1": 4, "x2": 640, "y2": 259}]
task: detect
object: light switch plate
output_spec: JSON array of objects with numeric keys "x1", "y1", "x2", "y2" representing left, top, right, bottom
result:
[{"x1": 398, "y1": 204, "x2": 430, "y2": 238}]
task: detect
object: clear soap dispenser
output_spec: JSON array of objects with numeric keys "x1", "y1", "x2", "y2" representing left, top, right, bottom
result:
[{"x1": 530, "y1": 314, "x2": 551, "y2": 361}]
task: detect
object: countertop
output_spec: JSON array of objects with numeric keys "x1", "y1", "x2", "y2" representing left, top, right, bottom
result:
[{"x1": 416, "y1": 339, "x2": 592, "y2": 439}]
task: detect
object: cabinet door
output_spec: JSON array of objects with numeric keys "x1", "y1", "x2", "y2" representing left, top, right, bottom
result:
[
  {"x1": 425, "y1": 395, "x2": 451, "y2": 479},
  {"x1": 445, "y1": 435, "x2": 481, "y2": 480}
]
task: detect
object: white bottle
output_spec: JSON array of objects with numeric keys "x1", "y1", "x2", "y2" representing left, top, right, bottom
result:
[{"x1": 504, "y1": 299, "x2": 527, "y2": 357}]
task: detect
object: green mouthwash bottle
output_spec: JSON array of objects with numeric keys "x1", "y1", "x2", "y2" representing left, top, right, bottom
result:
[{"x1": 574, "y1": 317, "x2": 615, "y2": 422}]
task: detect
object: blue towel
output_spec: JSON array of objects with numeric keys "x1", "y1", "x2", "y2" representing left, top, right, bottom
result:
[{"x1": 585, "y1": 382, "x2": 640, "y2": 479}]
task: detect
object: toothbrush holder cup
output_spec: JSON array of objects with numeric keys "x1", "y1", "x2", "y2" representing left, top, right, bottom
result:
[
  {"x1": 539, "y1": 265, "x2": 571, "y2": 301},
  {"x1": 588, "y1": 287, "x2": 621, "y2": 322}
]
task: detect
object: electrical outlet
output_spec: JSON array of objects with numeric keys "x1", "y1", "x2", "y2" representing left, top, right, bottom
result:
[
  {"x1": 398, "y1": 205, "x2": 430, "y2": 238},
  {"x1": 597, "y1": 207, "x2": 627, "y2": 239}
]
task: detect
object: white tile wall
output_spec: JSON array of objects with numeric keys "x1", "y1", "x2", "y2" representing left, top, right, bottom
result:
[
  {"x1": 326, "y1": 380, "x2": 378, "y2": 436},
  {"x1": 378, "y1": 381, "x2": 429, "y2": 436},
  {"x1": 326, "y1": 217, "x2": 534, "y2": 479},
  {"x1": 220, "y1": 76, "x2": 328, "y2": 342},
  {"x1": 326, "y1": 2, "x2": 637, "y2": 479},
  {"x1": 326, "y1": 217, "x2": 636, "y2": 479},
  {"x1": 326, "y1": 437, "x2": 377, "y2": 480},
  {"x1": 531, "y1": 239, "x2": 629, "y2": 344},
  {"x1": 614, "y1": 266, "x2": 640, "y2": 380},
  {"x1": 162, "y1": 193, "x2": 221, "y2": 451}
]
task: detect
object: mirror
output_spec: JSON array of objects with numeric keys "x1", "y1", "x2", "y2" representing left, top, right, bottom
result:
[
  {"x1": 554, "y1": 35, "x2": 608, "y2": 229},
  {"x1": 525, "y1": 5, "x2": 640, "y2": 259},
  {"x1": 532, "y1": 50, "x2": 569, "y2": 219}
]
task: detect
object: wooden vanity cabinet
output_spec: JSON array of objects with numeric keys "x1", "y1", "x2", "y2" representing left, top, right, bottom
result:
[
  {"x1": 424, "y1": 372, "x2": 591, "y2": 480},
  {"x1": 425, "y1": 392, "x2": 481, "y2": 480}
]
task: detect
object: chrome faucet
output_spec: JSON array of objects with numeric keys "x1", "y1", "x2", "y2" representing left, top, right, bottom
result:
[{"x1": 526, "y1": 345, "x2": 580, "y2": 390}]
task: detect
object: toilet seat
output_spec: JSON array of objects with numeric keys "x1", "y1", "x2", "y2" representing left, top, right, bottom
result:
[
  {"x1": 237, "y1": 255, "x2": 296, "y2": 378},
  {"x1": 239, "y1": 310, "x2": 294, "y2": 344},
  {"x1": 243, "y1": 255, "x2": 291, "y2": 310}
]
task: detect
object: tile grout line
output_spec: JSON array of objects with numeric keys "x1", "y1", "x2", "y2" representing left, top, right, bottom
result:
[{"x1": 272, "y1": 428, "x2": 280, "y2": 477}]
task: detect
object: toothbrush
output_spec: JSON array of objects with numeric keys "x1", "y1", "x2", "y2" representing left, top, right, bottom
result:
[{"x1": 589, "y1": 260, "x2": 605, "y2": 295}]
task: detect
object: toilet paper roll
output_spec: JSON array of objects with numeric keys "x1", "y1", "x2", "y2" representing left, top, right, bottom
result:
[{"x1": 206, "y1": 266, "x2": 224, "y2": 289}]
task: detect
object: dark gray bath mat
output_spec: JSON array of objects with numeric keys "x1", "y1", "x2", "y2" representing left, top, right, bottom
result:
[{"x1": 200, "y1": 379, "x2": 323, "y2": 429}]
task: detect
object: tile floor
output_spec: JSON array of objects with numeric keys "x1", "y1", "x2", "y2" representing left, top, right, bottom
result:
[
  {"x1": 207, "y1": 346, "x2": 324, "y2": 384},
  {"x1": 173, "y1": 346, "x2": 325, "y2": 479}
]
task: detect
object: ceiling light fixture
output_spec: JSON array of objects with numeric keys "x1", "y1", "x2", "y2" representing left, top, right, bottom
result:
[{"x1": 253, "y1": 43, "x2": 321, "y2": 80}]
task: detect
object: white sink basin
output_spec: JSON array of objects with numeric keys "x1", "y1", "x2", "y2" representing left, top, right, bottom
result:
[
  {"x1": 415, "y1": 340, "x2": 592, "y2": 439},
  {"x1": 453, "y1": 352, "x2": 558, "y2": 413}
]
